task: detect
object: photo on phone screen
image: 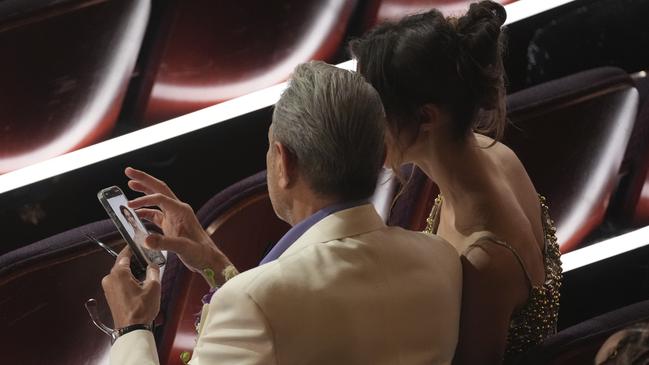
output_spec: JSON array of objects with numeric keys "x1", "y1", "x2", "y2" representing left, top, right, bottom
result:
[{"x1": 98, "y1": 186, "x2": 166, "y2": 267}]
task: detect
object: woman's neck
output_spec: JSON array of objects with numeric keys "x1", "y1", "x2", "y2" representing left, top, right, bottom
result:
[{"x1": 412, "y1": 133, "x2": 498, "y2": 234}]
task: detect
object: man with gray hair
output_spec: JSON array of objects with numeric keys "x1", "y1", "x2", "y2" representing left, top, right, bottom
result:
[{"x1": 101, "y1": 61, "x2": 462, "y2": 364}]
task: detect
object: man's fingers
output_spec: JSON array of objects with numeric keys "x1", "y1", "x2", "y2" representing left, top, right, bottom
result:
[
  {"x1": 136, "y1": 208, "x2": 164, "y2": 227},
  {"x1": 124, "y1": 167, "x2": 178, "y2": 199},
  {"x1": 146, "y1": 234, "x2": 192, "y2": 254},
  {"x1": 128, "y1": 193, "x2": 183, "y2": 212},
  {"x1": 107, "y1": 247, "x2": 136, "y2": 284},
  {"x1": 127, "y1": 180, "x2": 155, "y2": 195}
]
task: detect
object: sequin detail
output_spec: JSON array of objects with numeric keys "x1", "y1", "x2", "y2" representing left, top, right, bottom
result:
[{"x1": 424, "y1": 195, "x2": 563, "y2": 360}]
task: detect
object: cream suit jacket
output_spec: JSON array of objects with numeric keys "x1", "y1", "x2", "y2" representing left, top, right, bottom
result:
[{"x1": 110, "y1": 204, "x2": 462, "y2": 365}]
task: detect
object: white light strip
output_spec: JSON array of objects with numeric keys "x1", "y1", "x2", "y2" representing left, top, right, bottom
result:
[
  {"x1": 562, "y1": 226, "x2": 649, "y2": 272},
  {"x1": 0, "y1": 60, "x2": 357, "y2": 195},
  {"x1": 504, "y1": 0, "x2": 577, "y2": 25}
]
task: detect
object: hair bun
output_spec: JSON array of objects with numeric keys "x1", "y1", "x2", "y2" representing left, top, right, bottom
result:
[
  {"x1": 454, "y1": 1, "x2": 507, "y2": 112},
  {"x1": 464, "y1": 1, "x2": 507, "y2": 28}
]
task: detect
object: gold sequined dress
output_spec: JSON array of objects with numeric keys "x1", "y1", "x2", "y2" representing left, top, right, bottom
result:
[{"x1": 425, "y1": 195, "x2": 562, "y2": 362}]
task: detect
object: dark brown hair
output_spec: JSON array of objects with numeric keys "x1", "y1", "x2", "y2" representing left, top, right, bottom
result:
[{"x1": 349, "y1": 1, "x2": 507, "y2": 148}]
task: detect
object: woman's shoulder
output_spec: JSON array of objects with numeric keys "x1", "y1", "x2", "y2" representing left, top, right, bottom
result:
[
  {"x1": 475, "y1": 133, "x2": 530, "y2": 182},
  {"x1": 476, "y1": 133, "x2": 543, "y2": 219}
]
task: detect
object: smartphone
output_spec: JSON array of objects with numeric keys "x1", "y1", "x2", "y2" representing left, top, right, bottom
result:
[{"x1": 97, "y1": 186, "x2": 166, "y2": 273}]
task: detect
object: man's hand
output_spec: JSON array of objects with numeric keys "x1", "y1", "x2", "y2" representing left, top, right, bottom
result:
[
  {"x1": 125, "y1": 167, "x2": 233, "y2": 286},
  {"x1": 101, "y1": 247, "x2": 160, "y2": 329}
]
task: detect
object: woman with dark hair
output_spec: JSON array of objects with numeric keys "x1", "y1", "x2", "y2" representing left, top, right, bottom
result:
[
  {"x1": 350, "y1": 1, "x2": 561, "y2": 363},
  {"x1": 119, "y1": 204, "x2": 147, "y2": 247}
]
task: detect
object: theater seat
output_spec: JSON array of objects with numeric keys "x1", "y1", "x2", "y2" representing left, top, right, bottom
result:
[
  {"x1": 157, "y1": 170, "x2": 290, "y2": 365},
  {"x1": 630, "y1": 102, "x2": 649, "y2": 226},
  {"x1": 0, "y1": 0, "x2": 150, "y2": 173},
  {"x1": 137, "y1": 0, "x2": 358, "y2": 125},
  {"x1": 616, "y1": 73, "x2": 649, "y2": 228},
  {"x1": 0, "y1": 220, "x2": 128, "y2": 364},
  {"x1": 505, "y1": 67, "x2": 638, "y2": 252},
  {"x1": 516, "y1": 299, "x2": 649, "y2": 365},
  {"x1": 388, "y1": 68, "x2": 639, "y2": 253}
]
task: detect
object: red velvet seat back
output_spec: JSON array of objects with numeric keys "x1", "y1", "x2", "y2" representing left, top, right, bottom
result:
[
  {"x1": 387, "y1": 165, "x2": 439, "y2": 232},
  {"x1": 618, "y1": 74, "x2": 649, "y2": 228},
  {"x1": 505, "y1": 67, "x2": 638, "y2": 252},
  {"x1": 138, "y1": 0, "x2": 358, "y2": 125},
  {"x1": 631, "y1": 104, "x2": 649, "y2": 226},
  {"x1": 0, "y1": 0, "x2": 150, "y2": 172}
]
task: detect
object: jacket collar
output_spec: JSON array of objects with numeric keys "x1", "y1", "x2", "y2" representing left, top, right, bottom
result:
[{"x1": 279, "y1": 203, "x2": 385, "y2": 260}]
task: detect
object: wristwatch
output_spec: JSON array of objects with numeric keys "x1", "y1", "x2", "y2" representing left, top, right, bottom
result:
[{"x1": 111, "y1": 323, "x2": 154, "y2": 344}]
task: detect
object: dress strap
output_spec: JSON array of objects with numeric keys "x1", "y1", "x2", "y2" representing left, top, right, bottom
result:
[
  {"x1": 424, "y1": 195, "x2": 443, "y2": 234},
  {"x1": 469, "y1": 234, "x2": 535, "y2": 288}
]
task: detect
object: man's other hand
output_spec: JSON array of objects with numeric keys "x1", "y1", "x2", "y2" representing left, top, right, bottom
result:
[{"x1": 101, "y1": 247, "x2": 160, "y2": 329}]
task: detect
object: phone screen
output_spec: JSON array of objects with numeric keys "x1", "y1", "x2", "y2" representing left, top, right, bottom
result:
[{"x1": 99, "y1": 186, "x2": 166, "y2": 267}]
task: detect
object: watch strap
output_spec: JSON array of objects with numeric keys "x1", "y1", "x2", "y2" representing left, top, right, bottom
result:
[{"x1": 111, "y1": 323, "x2": 153, "y2": 344}]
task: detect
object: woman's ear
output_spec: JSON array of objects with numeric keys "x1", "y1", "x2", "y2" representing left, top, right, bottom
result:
[{"x1": 418, "y1": 104, "x2": 441, "y2": 133}]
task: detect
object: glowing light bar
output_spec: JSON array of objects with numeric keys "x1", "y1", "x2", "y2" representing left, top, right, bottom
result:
[
  {"x1": 0, "y1": 0, "x2": 577, "y2": 195},
  {"x1": 562, "y1": 226, "x2": 649, "y2": 272},
  {"x1": 504, "y1": 0, "x2": 576, "y2": 25}
]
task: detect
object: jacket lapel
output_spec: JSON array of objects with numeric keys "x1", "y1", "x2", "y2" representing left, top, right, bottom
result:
[{"x1": 279, "y1": 204, "x2": 385, "y2": 260}]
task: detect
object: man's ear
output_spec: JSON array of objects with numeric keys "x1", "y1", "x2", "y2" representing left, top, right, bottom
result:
[
  {"x1": 274, "y1": 141, "x2": 296, "y2": 189},
  {"x1": 418, "y1": 104, "x2": 441, "y2": 133}
]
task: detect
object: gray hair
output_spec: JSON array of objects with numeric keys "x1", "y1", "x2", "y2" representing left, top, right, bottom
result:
[{"x1": 272, "y1": 61, "x2": 386, "y2": 201}]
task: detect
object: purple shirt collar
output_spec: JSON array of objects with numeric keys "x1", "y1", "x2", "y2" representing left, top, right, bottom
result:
[{"x1": 259, "y1": 200, "x2": 367, "y2": 265}]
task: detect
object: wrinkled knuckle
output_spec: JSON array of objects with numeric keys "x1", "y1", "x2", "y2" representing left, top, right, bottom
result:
[
  {"x1": 180, "y1": 202, "x2": 193, "y2": 213},
  {"x1": 101, "y1": 275, "x2": 112, "y2": 290}
]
